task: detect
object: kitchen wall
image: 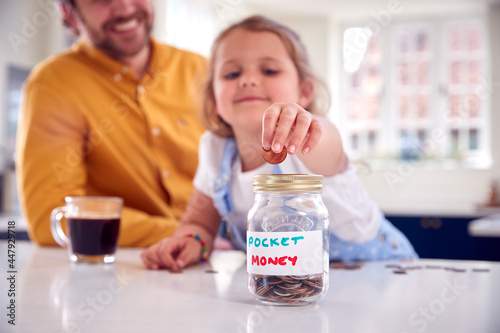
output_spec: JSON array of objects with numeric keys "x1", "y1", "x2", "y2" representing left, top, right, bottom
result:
[
  {"x1": 352, "y1": 3, "x2": 500, "y2": 215},
  {"x1": 0, "y1": 0, "x2": 67, "y2": 213},
  {"x1": 1, "y1": 0, "x2": 499, "y2": 216},
  {"x1": 253, "y1": 1, "x2": 500, "y2": 216}
]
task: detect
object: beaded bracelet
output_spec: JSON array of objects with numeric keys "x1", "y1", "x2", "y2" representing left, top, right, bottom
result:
[{"x1": 184, "y1": 233, "x2": 208, "y2": 262}]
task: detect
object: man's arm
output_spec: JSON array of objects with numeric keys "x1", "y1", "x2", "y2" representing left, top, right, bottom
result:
[{"x1": 16, "y1": 78, "x2": 184, "y2": 247}]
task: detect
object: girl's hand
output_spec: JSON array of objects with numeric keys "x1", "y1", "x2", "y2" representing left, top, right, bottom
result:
[
  {"x1": 141, "y1": 236, "x2": 202, "y2": 270},
  {"x1": 262, "y1": 103, "x2": 322, "y2": 155}
]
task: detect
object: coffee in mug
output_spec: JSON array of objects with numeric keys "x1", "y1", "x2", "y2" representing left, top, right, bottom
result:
[{"x1": 50, "y1": 196, "x2": 122, "y2": 263}]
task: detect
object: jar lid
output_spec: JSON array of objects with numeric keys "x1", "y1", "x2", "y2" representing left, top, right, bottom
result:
[{"x1": 253, "y1": 174, "x2": 323, "y2": 192}]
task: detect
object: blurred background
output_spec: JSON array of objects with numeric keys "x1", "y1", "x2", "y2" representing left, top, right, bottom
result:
[{"x1": 1, "y1": 0, "x2": 499, "y2": 259}]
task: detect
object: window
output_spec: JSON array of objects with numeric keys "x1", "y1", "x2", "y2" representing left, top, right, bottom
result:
[
  {"x1": 444, "y1": 22, "x2": 488, "y2": 165},
  {"x1": 393, "y1": 25, "x2": 432, "y2": 161},
  {"x1": 341, "y1": 18, "x2": 490, "y2": 168},
  {"x1": 163, "y1": 0, "x2": 217, "y2": 56},
  {"x1": 343, "y1": 29, "x2": 383, "y2": 159}
]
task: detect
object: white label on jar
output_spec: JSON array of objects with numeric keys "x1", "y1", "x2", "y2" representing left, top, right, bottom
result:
[{"x1": 247, "y1": 231, "x2": 323, "y2": 276}]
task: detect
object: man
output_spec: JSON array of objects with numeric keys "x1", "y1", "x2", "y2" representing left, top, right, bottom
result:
[{"x1": 16, "y1": 0, "x2": 207, "y2": 246}]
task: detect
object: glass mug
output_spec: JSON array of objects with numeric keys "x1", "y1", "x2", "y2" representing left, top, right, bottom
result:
[{"x1": 50, "y1": 196, "x2": 122, "y2": 263}]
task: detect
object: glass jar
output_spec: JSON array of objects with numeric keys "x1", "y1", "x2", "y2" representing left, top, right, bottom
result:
[{"x1": 247, "y1": 174, "x2": 329, "y2": 306}]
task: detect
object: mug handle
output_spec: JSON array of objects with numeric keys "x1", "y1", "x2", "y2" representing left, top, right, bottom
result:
[{"x1": 50, "y1": 206, "x2": 69, "y2": 247}]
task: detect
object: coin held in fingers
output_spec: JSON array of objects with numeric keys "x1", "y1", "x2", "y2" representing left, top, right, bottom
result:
[{"x1": 262, "y1": 146, "x2": 287, "y2": 164}]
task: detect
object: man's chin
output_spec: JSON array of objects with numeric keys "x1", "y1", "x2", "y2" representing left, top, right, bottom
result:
[{"x1": 99, "y1": 37, "x2": 150, "y2": 58}]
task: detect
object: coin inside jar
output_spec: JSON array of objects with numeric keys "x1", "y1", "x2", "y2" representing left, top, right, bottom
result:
[
  {"x1": 250, "y1": 273, "x2": 325, "y2": 302},
  {"x1": 262, "y1": 146, "x2": 287, "y2": 164}
]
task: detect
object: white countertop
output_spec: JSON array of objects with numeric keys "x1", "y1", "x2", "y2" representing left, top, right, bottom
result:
[
  {"x1": 1, "y1": 241, "x2": 499, "y2": 333},
  {"x1": 468, "y1": 214, "x2": 500, "y2": 237}
]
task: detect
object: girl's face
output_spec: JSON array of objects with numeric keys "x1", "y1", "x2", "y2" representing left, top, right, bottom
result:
[{"x1": 212, "y1": 29, "x2": 312, "y2": 132}]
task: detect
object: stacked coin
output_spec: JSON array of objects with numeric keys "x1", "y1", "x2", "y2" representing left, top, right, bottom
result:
[{"x1": 249, "y1": 273, "x2": 324, "y2": 302}]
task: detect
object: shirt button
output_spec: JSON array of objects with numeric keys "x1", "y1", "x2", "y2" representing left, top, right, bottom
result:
[
  {"x1": 178, "y1": 118, "x2": 187, "y2": 127},
  {"x1": 121, "y1": 67, "x2": 129, "y2": 74},
  {"x1": 114, "y1": 74, "x2": 122, "y2": 81},
  {"x1": 137, "y1": 85, "x2": 145, "y2": 94},
  {"x1": 152, "y1": 127, "x2": 161, "y2": 136},
  {"x1": 162, "y1": 170, "x2": 169, "y2": 177}
]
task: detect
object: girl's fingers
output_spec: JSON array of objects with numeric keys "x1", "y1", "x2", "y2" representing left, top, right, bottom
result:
[
  {"x1": 262, "y1": 103, "x2": 319, "y2": 156},
  {"x1": 175, "y1": 240, "x2": 203, "y2": 268},
  {"x1": 287, "y1": 111, "x2": 312, "y2": 154},
  {"x1": 271, "y1": 104, "x2": 298, "y2": 153},
  {"x1": 262, "y1": 104, "x2": 281, "y2": 151},
  {"x1": 140, "y1": 252, "x2": 156, "y2": 269},
  {"x1": 157, "y1": 238, "x2": 192, "y2": 269},
  {"x1": 141, "y1": 243, "x2": 163, "y2": 269},
  {"x1": 301, "y1": 118, "x2": 322, "y2": 154},
  {"x1": 141, "y1": 238, "x2": 191, "y2": 270}
]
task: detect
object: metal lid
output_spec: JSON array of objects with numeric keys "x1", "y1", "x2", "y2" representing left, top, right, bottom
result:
[{"x1": 253, "y1": 174, "x2": 323, "y2": 192}]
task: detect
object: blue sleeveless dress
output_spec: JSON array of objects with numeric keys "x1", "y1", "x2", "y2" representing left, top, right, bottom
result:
[{"x1": 212, "y1": 138, "x2": 418, "y2": 261}]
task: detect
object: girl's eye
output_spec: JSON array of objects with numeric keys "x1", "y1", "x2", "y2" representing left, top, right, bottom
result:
[
  {"x1": 224, "y1": 72, "x2": 240, "y2": 79},
  {"x1": 262, "y1": 69, "x2": 278, "y2": 76}
]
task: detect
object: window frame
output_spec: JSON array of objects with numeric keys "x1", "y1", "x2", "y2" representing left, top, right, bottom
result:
[{"x1": 339, "y1": 14, "x2": 492, "y2": 171}]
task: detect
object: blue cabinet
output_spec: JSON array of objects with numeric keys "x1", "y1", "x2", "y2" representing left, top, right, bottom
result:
[{"x1": 386, "y1": 215, "x2": 500, "y2": 261}]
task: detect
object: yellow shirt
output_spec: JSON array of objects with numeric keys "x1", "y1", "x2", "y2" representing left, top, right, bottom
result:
[{"x1": 16, "y1": 38, "x2": 207, "y2": 247}]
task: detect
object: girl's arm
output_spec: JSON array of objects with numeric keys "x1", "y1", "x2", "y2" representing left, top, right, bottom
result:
[
  {"x1": 141, "y1": 189, "x2": 221, "y2": 269},
  {"x1": 262, "y1": 103, "x2": 347, "y2": 177}
]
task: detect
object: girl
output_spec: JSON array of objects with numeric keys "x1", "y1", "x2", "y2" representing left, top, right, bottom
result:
[{"x1": 141, "y1": 15, "x2": 417, "y2": 269}]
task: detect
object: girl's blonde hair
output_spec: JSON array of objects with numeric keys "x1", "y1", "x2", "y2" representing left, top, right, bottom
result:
[{"x1": 201, "y1": 15, "x2": 330, "y2": 137}]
